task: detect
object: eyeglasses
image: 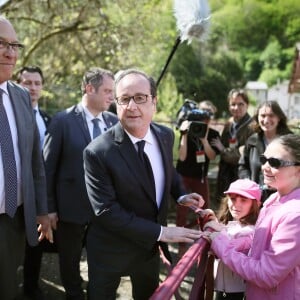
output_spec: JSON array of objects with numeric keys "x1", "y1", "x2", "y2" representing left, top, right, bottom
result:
[
  {"x1": 115, "y1": 94, "x2": 152, "y2": 105},
  {"x1": 259, "y1": 155, "x2": 300, "y2": 169},
  {"x1": 0, "y1": 40, "x2": 24, "y2": 52}
]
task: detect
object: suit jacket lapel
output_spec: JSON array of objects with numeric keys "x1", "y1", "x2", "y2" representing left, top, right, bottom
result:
[
  {"x1": 39, "y1": 109, "x2": 51, "y2": 127},
  {"x1": 102, "y1": 111, "x2": 117, "y2": 129},
  {"x1": 73, "y1": 103, "x2": 91, "y2": 143}
]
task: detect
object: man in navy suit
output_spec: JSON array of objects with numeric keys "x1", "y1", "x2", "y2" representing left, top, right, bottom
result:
[
  {"x1": 84, "y1": 69, "x2": 204, "y2": 300},
  {"x1": 17, "y1": 66, "x2": 54, "y2": 300},
  {"x1": 0, "y1": 16, "x2": 52, "y2": 299},
  {"x1": 44, "y1": 67, "x2": 118, "y2": 299}
]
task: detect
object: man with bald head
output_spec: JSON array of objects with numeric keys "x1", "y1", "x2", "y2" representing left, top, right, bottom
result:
[{"x1": 0, "y1": 16, "x2": 52, "y2": 299}]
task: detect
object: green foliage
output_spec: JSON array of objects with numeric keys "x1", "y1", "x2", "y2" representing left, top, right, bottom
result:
[
  {"x1": 260, "y1": 37, "x2": 282, "y2": 69},
  {"x1": 156, "y1": 73, "x2": 183, "y2": 123},
  {"x1": 258, "y1": 69, "x2": 282, "y2": 86},
  {"x1": 0, "y1": 0, "x2": 298, "y2": 120}
]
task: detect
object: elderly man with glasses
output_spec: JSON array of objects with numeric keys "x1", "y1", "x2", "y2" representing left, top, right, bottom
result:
[{"x1": 83, "y1": 68, "x2": 205, "y2": 300}]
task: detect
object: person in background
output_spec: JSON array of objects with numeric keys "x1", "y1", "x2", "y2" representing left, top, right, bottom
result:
[
  {"x1": 0, "y1": 15, "x2": 52, "y2": 299},
  {"x1": 239, "y1": 100, "x2": 292, "y2": 203},
  {"x1": 176, "y1": 100, "x2": 220, "y2": 256},
  {"x1": 83, "y1": 68, "x2": 204, "y2": 300},
  {"x1": 204, "y1": 134, "x2": 300, "y2": 300},
  {"x1": 212, "y1": 89, "x2": 254, "y2": 206},
  {"x1": 17, "y1": 66, "x2": 51, "y2": 148},
  {"x1": 44, "y1": 67, "x2": 118, "y2": 299},
  {"x1": 17, "y1": 66, "x2": 54, "y2": 300},
  {"x1": 203, "y1": 179, "x2": 261, "y2": 300}
]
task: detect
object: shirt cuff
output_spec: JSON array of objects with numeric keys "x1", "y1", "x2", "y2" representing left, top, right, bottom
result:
[
  {"x1": 177, "y1": 195, "x2": 185, "y2": 204},
  {"x1": 157, "y1": 226, "x2": 163, "y2": 241}
]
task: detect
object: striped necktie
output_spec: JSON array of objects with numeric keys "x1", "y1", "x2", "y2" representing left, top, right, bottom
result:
[{"x1": 0, "y1": 89, "x2": 18, "y2": 217}]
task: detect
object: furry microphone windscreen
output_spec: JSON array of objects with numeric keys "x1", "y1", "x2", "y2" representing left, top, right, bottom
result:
[{"x1": 174, "y1": 0, "x2": 211, "y2": 44}]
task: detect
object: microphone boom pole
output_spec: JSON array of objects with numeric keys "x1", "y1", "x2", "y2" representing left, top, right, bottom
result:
[
  {"x1": 156, "y1": 0, "x2": 211, "y2": 88},
  {"x1": 156, "y1": 36, "x2": 181, "y2": 88}
]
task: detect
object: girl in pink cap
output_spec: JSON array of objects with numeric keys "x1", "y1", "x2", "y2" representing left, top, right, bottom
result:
[
  {"x1": 204, "y1": 134, "x2": 300, "y2": 300},
  {"x1": 205, "y1": 179, "x2": 261, "y2": 300}
]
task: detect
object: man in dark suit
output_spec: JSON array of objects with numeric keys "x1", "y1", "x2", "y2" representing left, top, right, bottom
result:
[
  {"x1": 0, "y1": 16, "x2": 52, "y2": 299},
  {"x1": 44, "y1": 67, "x2": 118, "y2": 300},
  {"x1": 17, "y1": 66, "x2": 54, "y2": 300},
  {"x1": 83, "y1": 69, "x2": 204, "y2": 300}
]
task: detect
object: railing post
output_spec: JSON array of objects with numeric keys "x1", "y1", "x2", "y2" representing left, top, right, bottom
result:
[{"x1": 150, "y1": 237, "x2": 210, "y2": 300}]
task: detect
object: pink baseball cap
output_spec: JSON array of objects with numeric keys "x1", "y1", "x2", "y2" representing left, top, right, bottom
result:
[{"x1": 224, "y1": 179, "x2": 262, "y2": 201}]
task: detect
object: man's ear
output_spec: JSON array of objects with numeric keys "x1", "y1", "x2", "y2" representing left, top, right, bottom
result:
[
  {"x1": 85, "y1": 83, "x2": 95, "y2": 95},
  {"x1": 152, "y1": 96, "x2": 157, "y2": 107}
]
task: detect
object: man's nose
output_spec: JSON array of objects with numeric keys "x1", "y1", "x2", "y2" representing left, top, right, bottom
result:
[{"x1": 126, "y1": 98, "x2": 137, "y2": 109}]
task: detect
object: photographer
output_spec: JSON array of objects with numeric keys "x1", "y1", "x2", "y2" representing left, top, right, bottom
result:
[{"x1": 176, "y1": 100, "x2": 220, "y2": 256}]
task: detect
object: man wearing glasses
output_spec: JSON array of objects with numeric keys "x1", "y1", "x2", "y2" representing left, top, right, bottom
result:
[
  {"x1": 83, "y1": 68, "x2": 204, "y2": 300},
  {"x1": 0, "y1": 16, "x2": 52, "y2": 299}
]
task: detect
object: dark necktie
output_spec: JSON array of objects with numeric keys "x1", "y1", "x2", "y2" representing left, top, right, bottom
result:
[
  {"x1": 136, "y1": 140, "x2": 156, "y2": 196},
  {"x1": 92, "y1": 118, "x2": 101, "y2": 139},
  {"x1": 0, "y1": 89, "x2": 18, "y2": 217}
]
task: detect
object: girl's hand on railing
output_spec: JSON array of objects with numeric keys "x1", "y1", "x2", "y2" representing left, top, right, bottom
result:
[
  {"x1": 202, "y1": 220, "x2": 225, "y2": 242},
  {"x1": 203, "y1": 220, "x2": 224, "y2": 232},
  {"x1": 201, "y1": 231, "x2": 221, "y2": 243}
]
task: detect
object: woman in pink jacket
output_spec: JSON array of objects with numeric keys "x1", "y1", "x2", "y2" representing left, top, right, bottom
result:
[{"x1": 204, "y1": 133, "x2": 300, "y2": 300}]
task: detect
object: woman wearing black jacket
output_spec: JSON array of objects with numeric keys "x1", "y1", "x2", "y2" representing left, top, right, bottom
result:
[{"x1": 238, "y1": 100, "x2": 292, "y2": 202}]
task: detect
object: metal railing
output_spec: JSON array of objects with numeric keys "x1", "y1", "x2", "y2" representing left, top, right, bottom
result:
[{"x1": 150, "y1": 208, "x2": 211, "y2": 300}]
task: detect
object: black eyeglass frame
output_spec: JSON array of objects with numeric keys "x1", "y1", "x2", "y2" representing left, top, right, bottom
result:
[
  {"x1": 259, "y1": 155, "x2": 300, "y2": 169},
  {"x1": 115, "y1": 94, "x2": 152, "y2": 105},
  {"x1": 0, "y1": 39, "x2": 24, "y2": 51}
]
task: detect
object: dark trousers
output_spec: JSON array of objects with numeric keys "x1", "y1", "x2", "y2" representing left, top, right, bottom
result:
[
  {"x1": 56, "y1": 221, "x2": 86, "y2": 300},
  {"x1": 0, "y1": 206, "x2": 25, "y2": 300},
  {"x1": 23, "y1": 232, "x2": 57, "y2": 293},
  {"x1": 87, "y1": 251, "x2": 160, "y2": 300}
]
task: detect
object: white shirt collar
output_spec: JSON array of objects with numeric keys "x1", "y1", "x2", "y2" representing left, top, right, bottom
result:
[
  {"x1": 82, "y1": 106, "x2": 104, "y2": 123},
  {"x1": 126, "y1": 127, "x2": 154, "y2": 145},
  {"x1": 0, "y1": 82, "x2": 8, "y2": 95}
]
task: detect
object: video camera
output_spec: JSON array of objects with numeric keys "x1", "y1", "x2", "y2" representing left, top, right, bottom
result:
[
  {"x1": 175, "y1": 99, "x2": 213, "y2": 138},
  {"x1": 175, "y1": 99, "x2": 198, "y2": 130},
  {"x1": 186, "y1": 109, "x2": 211, "y2": 139}
]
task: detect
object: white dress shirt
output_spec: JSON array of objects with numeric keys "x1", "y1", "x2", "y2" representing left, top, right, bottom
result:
[{"x1": 33, "y1": 105, "x2": 47, "y2": 149}]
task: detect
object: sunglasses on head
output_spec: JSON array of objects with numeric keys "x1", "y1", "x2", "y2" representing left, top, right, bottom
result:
[{"x1": 260, "y1": 155, "x2": 300, "y2": 169}]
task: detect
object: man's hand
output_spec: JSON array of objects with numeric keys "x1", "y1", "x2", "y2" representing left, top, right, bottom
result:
[
  {"x1": 178, "y1": 193, "x2": 205, "y2": 209},
  {"x1": 36, "y1": 215, "x2": 53, "y2": 243},
  {"x1": 160, "y1": 226, "x2": 202, "y2": 243},
  {"x1": 48, "y1": 212, "x2": 59, "y2": 230}
]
